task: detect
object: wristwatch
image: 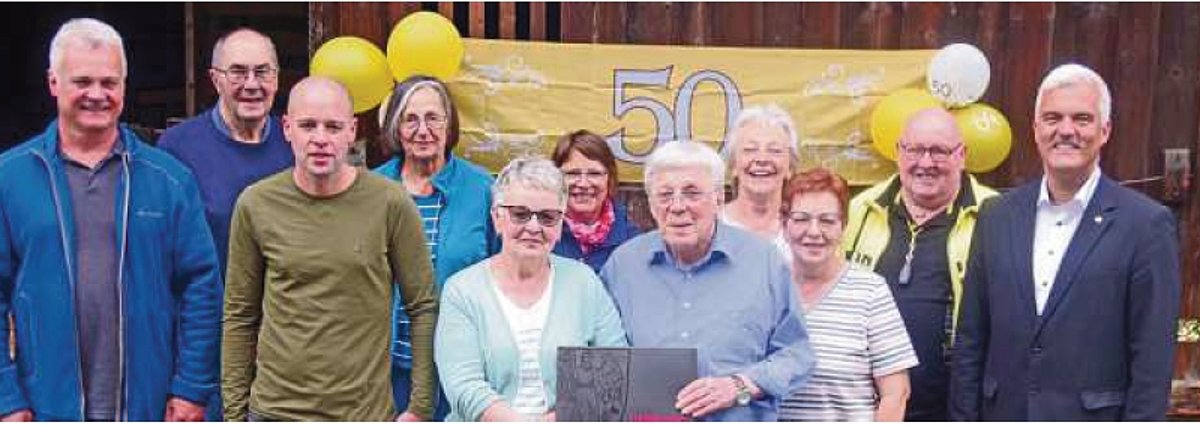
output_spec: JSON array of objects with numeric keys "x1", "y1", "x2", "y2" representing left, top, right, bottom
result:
[{"x1": 730, "y1": 375, "x2": 752, "y2": 406}]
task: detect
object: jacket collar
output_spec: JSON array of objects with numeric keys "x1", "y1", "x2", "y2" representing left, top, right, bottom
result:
[
  {"x1": 35, "y1": 119, "x2": 144, "y2": 161},
  {"x1": 387, "y1": 153, "x2": 466, "y2": 194}
]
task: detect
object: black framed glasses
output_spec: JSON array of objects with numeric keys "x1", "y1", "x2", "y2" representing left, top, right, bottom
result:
[
  {"x1": 499, "y1": 205, "x2": 564, "y2": 227},
  {"x1": 213, "y1": 65, "x2": 278, "y2": 84},
  {"x1": 899, "y1": 143, "x2": 962, "y2": 162}
]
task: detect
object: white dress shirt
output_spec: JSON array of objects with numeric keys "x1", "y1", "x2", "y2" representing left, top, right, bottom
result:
[{"x1": 1032, "y1": 166, "x2": 1102, "y2": 315}]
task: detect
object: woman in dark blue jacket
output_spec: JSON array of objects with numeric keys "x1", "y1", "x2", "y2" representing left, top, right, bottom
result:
[
  {"x1": 550, "y1": 130, "x2": 641, "y2": 272},
  {"x1": 374, "y1": 75, "x2": 497, "y2": 420}
]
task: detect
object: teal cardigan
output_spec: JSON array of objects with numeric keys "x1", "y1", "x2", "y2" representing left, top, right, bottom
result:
[{"x1": 435, "y1": 255, "x2": 628, "y2": 421}]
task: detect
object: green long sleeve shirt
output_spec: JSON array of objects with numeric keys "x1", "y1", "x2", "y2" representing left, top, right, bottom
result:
[{"x1": 222, "y1": 170, "x2": 438, "y2": 421}]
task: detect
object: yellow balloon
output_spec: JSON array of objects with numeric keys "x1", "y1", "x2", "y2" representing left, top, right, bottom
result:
[
  {"x1": 953, "y1": 103, "x2": 1012, "y2": 173},
  {"x1": 387, "y1": 11, "x2": 464, "y2": 81},
  {"x1": 310, "y1": 36, "x2": 394, "y2": 113},
  {"x1": 870, "y1": 88, "x2": 942, "y2": 161}
]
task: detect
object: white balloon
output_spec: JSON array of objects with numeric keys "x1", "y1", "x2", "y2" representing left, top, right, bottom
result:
[{"x1": 926, "y1": 43, "x2": 991, "y2": 108}]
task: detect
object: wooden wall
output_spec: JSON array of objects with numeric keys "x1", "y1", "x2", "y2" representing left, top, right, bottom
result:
[{"x1": 311, "y1": 2, "x2": 1200, "y2": 396}]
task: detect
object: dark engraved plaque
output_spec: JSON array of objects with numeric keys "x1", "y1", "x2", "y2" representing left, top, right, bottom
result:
[{"x1": 557, "y1": 347, "x2": 698, "y2": 422}]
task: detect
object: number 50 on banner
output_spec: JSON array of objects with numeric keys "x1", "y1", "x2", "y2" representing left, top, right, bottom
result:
[{"x1": 605, "y1": 66, "x2": 744, "y2": 163}]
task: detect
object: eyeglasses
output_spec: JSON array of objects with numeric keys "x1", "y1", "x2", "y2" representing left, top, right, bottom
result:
[
  {"x1": 499, "y1": 205, "x2": 564, "y2": 227},
  {"x1": 402, "y1": 113, "x2": 447, "y2": 132},
  {"x1": 651, "y1": 188, "x2": 712, "y2": 207},
  {"x1": 213, "y1": 65, "x2": 278, "y2": 84},
  {"x1": 785, "y1": 212, "x2": 841, "y2": 231},
  {"x1": 563, "y1": 169, "x2": 608, "y2": 182},
  {"x1": 899, "y1": 143, "x2": 962, "y2": 162}
]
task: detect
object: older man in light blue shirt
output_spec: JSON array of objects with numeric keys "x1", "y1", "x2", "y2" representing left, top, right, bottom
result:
[{"x1": 600, "y1": 140, "x2": 814, "y2": 421}]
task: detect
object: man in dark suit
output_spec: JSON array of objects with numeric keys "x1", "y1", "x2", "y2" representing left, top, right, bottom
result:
[{"x1": 950, "y1": 63, "x2": 1181, "y2": 421}]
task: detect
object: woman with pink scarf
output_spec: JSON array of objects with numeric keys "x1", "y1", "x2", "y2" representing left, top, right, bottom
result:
[{"x1": 550, "y1": 130, "x2": 641, "y2": 272}]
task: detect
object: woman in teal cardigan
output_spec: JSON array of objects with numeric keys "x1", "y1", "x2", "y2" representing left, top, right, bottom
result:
[{"x1": 435, "y1": 158, "x2": 628, "y2": 421}]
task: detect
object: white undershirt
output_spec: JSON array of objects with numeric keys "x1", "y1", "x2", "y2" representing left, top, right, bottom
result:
[
  {"x1": 1032, "y1": 166, "x2": 1101, "y2": 315},
  {"x1": 490, "y1": 267, "x2": 555, "y2": 417}
]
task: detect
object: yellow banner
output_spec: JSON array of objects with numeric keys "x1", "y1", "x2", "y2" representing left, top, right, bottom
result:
[{"x1": 447, "y1": 39, "x2": 934, "y2": 185}]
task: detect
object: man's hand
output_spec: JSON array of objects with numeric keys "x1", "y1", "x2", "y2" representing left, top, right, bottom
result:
[
  {"x1": 0, "y1": 410, "x2": 31, "y2": 422},
  {"x1": 164, "y1": 397, "x2": 205, "y2": 422},
  {"x1": 395, "y1": 410, "x2": 425, "y2": 422},
  {"x1": 675, "y1": 376, "x2": 739, "y2": 418}
]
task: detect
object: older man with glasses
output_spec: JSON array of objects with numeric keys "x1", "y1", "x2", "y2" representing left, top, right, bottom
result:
[
  {"x1": 843, "y1": 107, "x2": 998, "y2": 421},
  {"x1": 599, "y1": 140, "x2": 814, "y2": 421},
  {"x1": 157, "y1": 28, "x2": 293, "y2": 420}
]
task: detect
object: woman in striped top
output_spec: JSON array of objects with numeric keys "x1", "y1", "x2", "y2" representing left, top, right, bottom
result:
[
  {"x1": 779, "y1": 168, "x2": 919, "y2": 421},
  {"x1": 435, "y1": 158, "x2": 628, "y2": 422}
]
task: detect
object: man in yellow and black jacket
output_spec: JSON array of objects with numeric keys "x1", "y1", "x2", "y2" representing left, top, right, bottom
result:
[{"x1": 842, "y1": 108, "x2": 997, "y2": 421}]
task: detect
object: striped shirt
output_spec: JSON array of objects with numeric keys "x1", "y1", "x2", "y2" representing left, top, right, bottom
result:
[
  {"x1": 394, "y1": 192, "x2": 443, "y2": 362},
  {"x1": 490, "y1": 272, "x2": 555, "y2": 417},
  {"x1": 780, "y1": 265, "x2": 919, "y2": 421}
]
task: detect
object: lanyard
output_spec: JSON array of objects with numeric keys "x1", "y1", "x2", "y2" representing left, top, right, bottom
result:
[{"x1": 897, "y1": 218, "x2": 923, "y2": 286}]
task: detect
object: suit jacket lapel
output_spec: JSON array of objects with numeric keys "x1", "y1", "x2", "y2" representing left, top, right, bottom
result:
[
  {"x1": 1035, "y1": 177, "x2": 1118, "y2": 336},
  {"x1": 1010, "y1": 182, "x2": 1040, "y2": 324}
]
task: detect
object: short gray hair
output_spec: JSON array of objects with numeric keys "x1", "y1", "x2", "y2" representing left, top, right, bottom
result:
[
  {"x1": 1035, "y1": 63, "x2": 1112, "y2": 125},
  {"x1": 645, "y1": 140, "x2": 726, "y2": 189},
  {"x1": 49, "y1": 18, "x2": 126, "y2": 76},
  {"x1": 493, "y1": 157, "x2": 567, "y2": 209},
  {"x1": 722, "y1": 104, "x2": 800, "y2": 160},
  {"x1": 210, "y1": 28, "x2": 279, "y2": 68}
]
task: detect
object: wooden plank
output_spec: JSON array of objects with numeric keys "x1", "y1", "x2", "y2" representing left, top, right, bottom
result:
[
  {"x1": 1106, "y1": 3, "x2": 1160, "y2": 183},
  {"x1": 468, "y1": 3, "x2": 485, "y2": 38},
  {"x1": 973, "y1": 2, "x2": 1009, "y2": 185},
  {"x1": 559, "y1": 2, "x2": 596, "y2": 43},
  {"x1": 675, "y1": 2, "x2": 707, "y2": 45},
  {"x1": 800, "y1": 3, "x2": 841, "y2": 48},
  {"x1": 626, "y1": 2, "x2": 672, "y2": 45},
  {"x1": 842, "y1": 3, "x2": 900, "y2": 49},
  {"x1": 1150, "y1": 3, "x2": 1200, "y2": 174},
  {"x1": 593, "y1": 2, "x2": 628, "y2": 43},
  {"x1": 939, "y1": 3, "x2": 981, "y2": 45},
  {"x1": 705, "y1": 2, "x2": 763, "y2": 47},
  {"x1": 761, "y1": 2, "x2": 803, "y2": 47},
  {"x1": 385, "y1": 3, "x2": 424, "y2": 29},
  {"x1": 530, "y1": 2, "x2": 546, "y2": 41},
  {"x1": 1000, "y1": 2, "x2": 1056, "y2": 186},
  {"x1": 308, "y1": 2, "x2": 337, "y2": 54},
  {"x1": 437, "y1": 2, "x2": 454, "y2": 21},
  {"x1": 499, "y1": 2, "x2": 516, "y2": 39},
  {"x1": 184, "y1": 2, "x2": 195, "y2": 117},
  {"x1": 900, "y1": 2, "x2": 947, "y2": 49},
  {"x1": 1051, "y1": 4, "x2": 1118, "y2": 78}
]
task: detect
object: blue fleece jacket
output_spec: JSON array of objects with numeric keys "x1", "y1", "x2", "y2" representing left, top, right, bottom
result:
[
  {"x1": 0, "y1": 121, "x2": 222, "y2": 420},
  {"x1": 374, "y1": 154, "x2": 498, "y2": 367}
]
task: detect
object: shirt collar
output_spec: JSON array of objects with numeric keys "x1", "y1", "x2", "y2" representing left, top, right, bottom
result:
[
  {"x1": 210, "y1": 107, "x2": 274, "y2": 142},
  {"x1": 1037, "y1": 164, "x2": 1102, "y2": 210},
  {"x1": 649, "y1": 221, "x2": 731, "y2": 270}
]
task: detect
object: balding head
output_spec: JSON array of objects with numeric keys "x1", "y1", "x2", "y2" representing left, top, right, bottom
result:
[
  {"x1": 288, "y1": 76, "x2": 354, "y2": 117},
  {"x1": 896, "y1": 107, "x2": 966, "y2": 210},
  {"x1": 211, "y1": 28, "x2": 278, "y2": 68},
  {"x1": 901, "y1": 107, "x2": 963, "y2": 145}
]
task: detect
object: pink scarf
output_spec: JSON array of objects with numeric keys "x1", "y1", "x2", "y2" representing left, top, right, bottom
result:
[{"x1": 565, "y1": 199, "x2": 615, "y2": 255}]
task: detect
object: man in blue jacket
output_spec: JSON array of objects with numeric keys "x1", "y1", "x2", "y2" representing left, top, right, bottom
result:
[{"x1": 0, "y1": 18, "x2": 221, "y2": 421}]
